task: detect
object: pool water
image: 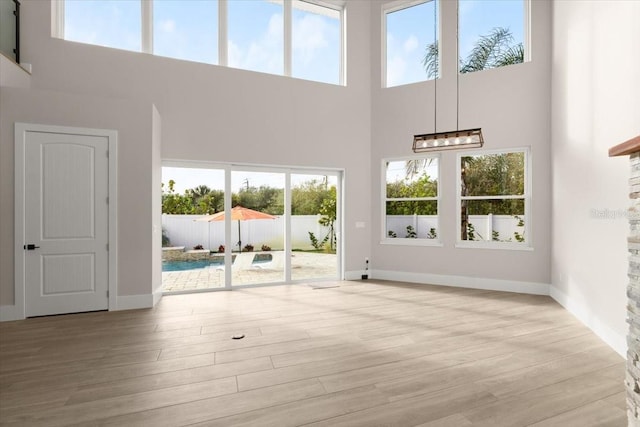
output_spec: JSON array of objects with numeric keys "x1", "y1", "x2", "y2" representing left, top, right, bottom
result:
[
  {"x1": 162, "y1": 253, "x2": 273, "y2": 272},
  {"x1": 162, "y1": 258, "x2": 224, "y2": 272}
]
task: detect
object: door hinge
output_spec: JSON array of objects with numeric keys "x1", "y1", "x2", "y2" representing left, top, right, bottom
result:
[
  {"x1": 106, "y1": 150, "x2": 109, "y2": 158},
  {"x1": 107, "y1": 290, "x2": 110, "y2": 297},
  {"x1": 106, "y1": 196, "x2": 109, "y2": 204},
  {"x1": 106, "y1": 243, "x2": 109, "y2": 251}
]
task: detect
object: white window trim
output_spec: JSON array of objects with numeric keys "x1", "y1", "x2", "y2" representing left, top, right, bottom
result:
[
  {"x1": 51, "y1": 0, "x2": 64, "y2": 38},
  {"x1": 52, "y1": 0, "x2": 345, "y2": 86},
  {"x1": 380, "y1": 155, "x2": 442, "y2": 247},
  {"x1": 524, "y1": 0, "x2": 531, "y2": 62},
  {"x1": 382, "y1": 0, "x2": 439, "y2": 88},
  {"x1": 142, "y1": 0, "x2": 153, "y2": 53},
  {"x1": 455, "y1": 147, "x2": 532, "y2": 251}
]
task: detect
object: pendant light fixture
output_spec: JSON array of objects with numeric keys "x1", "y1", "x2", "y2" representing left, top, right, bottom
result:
[{"x1": 412, "y1": 0, "x2": 484, "y2": 153}]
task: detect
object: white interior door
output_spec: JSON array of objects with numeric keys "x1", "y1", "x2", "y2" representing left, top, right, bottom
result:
[{"x1": 21, "y1": 129, "x2": 110, "y2": 317}]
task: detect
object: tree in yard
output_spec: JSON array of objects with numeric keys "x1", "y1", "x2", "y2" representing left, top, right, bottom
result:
[
  {"x1": 386, "y1": 172, "x2": 438, "y2": 215},
  {"x1": 162, "y1": 180, "x2": 195, "y2": 214},
  {"x1": 291, "y1": 179, "x2": 333, "y2": 215},
  {"x1": 162, "y1": 181, "x2": 224, "y2": 215},
  {"x1": 186, "y1": 185, "x2": 213, "y2": 202},
  {"x1": 460, "y1": 152, "x2": 525, "y2": 240},
  {"x1": 317, "y1": 186, "x2": 337, "y2": 251},
  {"x1": 234, "y1": 185, "x2": 284, "y2": 215}
]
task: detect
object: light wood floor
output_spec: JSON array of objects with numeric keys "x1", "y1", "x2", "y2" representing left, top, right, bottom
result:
[{"x1": 0, "y1": 280, "x2": 627, "y2": 426}]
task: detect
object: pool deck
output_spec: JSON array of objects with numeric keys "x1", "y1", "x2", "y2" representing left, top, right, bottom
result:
[{"x1": 162, "y1": 252, "x2": 337, "y2": 292}]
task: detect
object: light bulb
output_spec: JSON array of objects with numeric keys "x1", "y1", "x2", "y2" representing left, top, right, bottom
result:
[
  {"x1": 454, "y1": 138, "x2": 460, "y2": 144},
  {"x1": 433, "y1": 140, "x2": 439, "y2": 147},
  {"x1": 465, "y1": 137, "x2": 472, "y2": 144},
  {"x1": 444, "y1": 139, "x2": 450, "y2": 146},
  {"x1": 422, "y1": 141, "x2": 427, "y2": 148}
]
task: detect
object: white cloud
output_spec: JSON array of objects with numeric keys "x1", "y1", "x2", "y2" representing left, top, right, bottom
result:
[
  {"x1": 228, "y1": 13, "x2": 283, "y2": 74},
  {"x1": 387, "y1": 55, "x2": 406, "y2": 87},
  {"x1": 403, "y1": 35, "x2": 418, "y2": 54},
  {"x1": 292, "y1": 14, "x2": 329, "y2": 66},
  {"x1": 158, "y1": 19, "x2": 176, "y2": 34}
]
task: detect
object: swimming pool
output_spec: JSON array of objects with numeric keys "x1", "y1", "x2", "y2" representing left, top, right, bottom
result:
[
  {"x1": 162, "y1": 258, "x2": 224, "y2": 272},
  {"x1": 162, "y1": 253, "x2": 273, "y2": 272}
]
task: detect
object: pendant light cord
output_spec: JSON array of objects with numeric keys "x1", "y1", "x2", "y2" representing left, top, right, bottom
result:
[
  {"x1": 456, "y1": 0, "x2": 459, "y2": 131},
  {"x1": 433, "y1": 0, "x2": 437, "y2": 134}
]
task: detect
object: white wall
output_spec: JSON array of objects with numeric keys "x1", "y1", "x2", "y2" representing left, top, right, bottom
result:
[
  {"x1": 0, "y1": 54, "x2": 30, "y2": 88},
  {"x1": 369, "y1": 0, "x2": 552, "y2": 285},
  {"x1": 0, "y1": 87, "x2": 156, "y2": 308},
  {"x1": 151, "y1": 105, "x2": 163, "y2": 301},
  {"x1": 551, "y1": 0, "x2": 640, "y2": 355}
]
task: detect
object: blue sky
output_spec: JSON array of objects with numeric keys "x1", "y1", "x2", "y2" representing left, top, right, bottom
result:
[{"x1": 154, "y1": 0, "x2": 218, "y2": 64}]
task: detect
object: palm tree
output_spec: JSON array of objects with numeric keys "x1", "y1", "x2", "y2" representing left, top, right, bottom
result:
[
  {"x1": 404, "y1": 158, "x2": 433, "y2": 179},
  {"x1": 422, "y1": 27, "x2": 523, "y2": 79},
  {"x1": 186, "y1": 185, "x2": 212, "y2": 205},
  {"x1": 459, "y1": 27, "x2": 523, "y2": 73}
]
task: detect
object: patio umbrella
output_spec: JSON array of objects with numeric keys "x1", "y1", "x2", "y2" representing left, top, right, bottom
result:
[{"x1": 195, "y1": 205, "x2": 277, "y2": 252}]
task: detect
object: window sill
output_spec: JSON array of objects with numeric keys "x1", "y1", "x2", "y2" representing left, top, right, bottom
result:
[
  {"x1": 455, "y1": 241, "x2": 533, "y2": 251},
  {"x1": 380, "y1": 238, "x2": 443, "y2": 247}
]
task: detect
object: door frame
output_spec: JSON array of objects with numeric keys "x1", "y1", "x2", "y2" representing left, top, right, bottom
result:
[
  {"x1": 14, "y1": 123, "x2": 118, "y2": 319},
  {"x1": 161, "y1": 160, "x2": 344, "y2": 292}
]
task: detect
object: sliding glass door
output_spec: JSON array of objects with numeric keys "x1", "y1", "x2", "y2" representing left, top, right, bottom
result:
[
  {"x1": 161, "y1": 162, "x2": 341, "y2": 293},
  {"x1": 291, "y1": 174, "x2": 339, "y2": 282}
]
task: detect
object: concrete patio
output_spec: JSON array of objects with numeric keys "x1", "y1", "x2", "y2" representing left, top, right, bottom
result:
[{"x1": 162, "y1": 252, "x2": 337, "y2": 292}]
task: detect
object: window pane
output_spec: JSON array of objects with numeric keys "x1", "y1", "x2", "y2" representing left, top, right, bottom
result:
[
  {"x1": 291, "y1": 174, "x2": 338, "y2": 281},
  {"x1": 228, "y1": 0, "x2": 283, "y2": 75},
  {"x1": 386, "y1": 159, "x2": 438, "y2": 198},
  {"x1": 386, "y1": 0, "x2": 438, "y2": 87},
  {"x1": 153, "y1": 0, "x2": 218, "y2": 65},
  {"x1": 64, "y1": 0, "x2": 141, "y2": 52},
  {"x1": 461, "y1": 152, "x2": 524, "y2": 197},
  {"x1": 384, "y1": 156, "x2": 439, "y2": 241},
  {"x1": 292, "y1": 1, "x2": 341, "y2": 85},
  {"x1": 161, "y1": 166, "x2": 226, "y2": 292},
  {"x1": 461, "y1": 200, "x2": 525, "y2": 242},
  {"x1": 386, "y1": 201, "x2": 438, "y2": 239},
  {"x1": 464, "y1": 198, "x2": 524, "y2": 215},
  {"x1": 231, "y1": 171, "x2": 285, "y2": 286},
  {"x1": 459, "y1": 0, "x2": 525, "y2": 74}
]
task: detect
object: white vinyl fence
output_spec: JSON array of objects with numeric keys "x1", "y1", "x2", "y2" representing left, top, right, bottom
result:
[
  {"x1": 162, "y1": 215, "x2": 332, "y2": 251},
  {"x1": 386, "y1": 214, "x2": 525, "y2": 241}
]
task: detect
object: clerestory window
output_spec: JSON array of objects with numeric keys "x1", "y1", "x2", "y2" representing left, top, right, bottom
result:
[{"x1": 54, "y1": 0, "x2": 345, "y2": 86}]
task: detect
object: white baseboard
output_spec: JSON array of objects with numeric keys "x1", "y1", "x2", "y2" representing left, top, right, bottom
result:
[
  {"x1": 550, "y1": 285, "x2": 627, "y2": 358},
  {"x1": 0, "y1": 305, "x2": 19, "y2": 321},
  {"x1": 344, "y1": 270, "x2": 368, "y2": 281},
  {"x1": 1, "y1": 293, "x2": 160, "y2": 320},
  {"x1": 152, "y1": 289, "x2": 163, "y2": 307},
  {"x1": 370, "y1": 269, "x2": 550, "y2": 295},
  {"x1": 115, "y1": 294, "x2": 154, "y2": 311}
]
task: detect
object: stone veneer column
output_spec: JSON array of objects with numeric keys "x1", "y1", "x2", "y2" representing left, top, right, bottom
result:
[{"x1": 610, "y1": 135, "x2": 640, "y2": 427}]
